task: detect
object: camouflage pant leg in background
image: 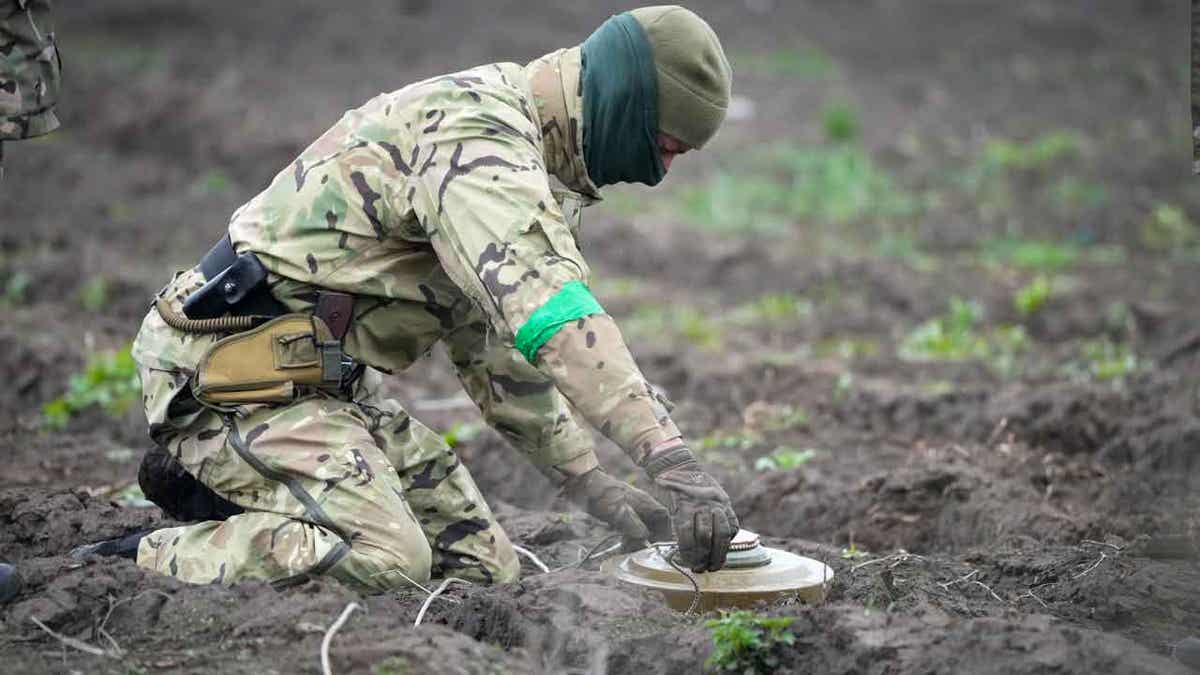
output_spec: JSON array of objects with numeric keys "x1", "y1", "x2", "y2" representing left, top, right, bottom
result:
[
  {"x1": 351, "y1": 368, "x2": 520, "y2": 584},
  {"x1": 136, "y1": 394, "x2": 434, "y2": 592}
]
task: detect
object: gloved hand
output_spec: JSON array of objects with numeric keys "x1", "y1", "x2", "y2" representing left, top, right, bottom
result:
[
  {"x1": 643, "y1": 443, "x2": 739, "y2": 572},
  {"x1": 563, "y1": 467, "x2": 672, "y2": 549}
]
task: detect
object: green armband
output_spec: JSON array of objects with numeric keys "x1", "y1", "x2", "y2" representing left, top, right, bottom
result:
[{"x1": 514, "y1": 281, "x2": 605, "y2": 362}]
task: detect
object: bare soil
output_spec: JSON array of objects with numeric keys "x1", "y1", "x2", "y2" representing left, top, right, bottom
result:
[{"x1": 1, "y1": 1, "x2": 1197, "y2": 673}]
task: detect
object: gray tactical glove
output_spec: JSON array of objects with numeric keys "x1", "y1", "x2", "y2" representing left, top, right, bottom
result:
[
  {"x1": 564, "y1": 467, "x2": 673, "y2": 549},
  {"x1": 643, "y1": 444, "x2": 739, "y2": 572}
]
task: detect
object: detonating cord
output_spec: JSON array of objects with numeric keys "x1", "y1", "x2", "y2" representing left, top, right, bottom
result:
[
  {"x1": 155, "y1": 297, "x2": 259, "y2": 333},
  {"x1": 655, "y1": 544, "x2": 701, "y2": 615}
]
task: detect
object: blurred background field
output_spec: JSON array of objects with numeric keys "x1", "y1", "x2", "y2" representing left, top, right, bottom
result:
[{"x1": 1, "y1": 2, "x2": 1197, "y2": 673}]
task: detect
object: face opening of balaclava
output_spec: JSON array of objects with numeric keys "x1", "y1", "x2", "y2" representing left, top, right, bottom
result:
[{"x1": 580, "y1": 12, "x2": 665, "y2": 188}]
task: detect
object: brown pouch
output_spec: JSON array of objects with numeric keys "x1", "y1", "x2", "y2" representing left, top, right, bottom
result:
[{"x1": 192, "y1": 313, "x2": 340, "y2": 405}]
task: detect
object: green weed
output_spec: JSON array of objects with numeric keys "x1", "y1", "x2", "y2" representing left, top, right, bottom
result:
[
  {"x1": 840, "y1": 543, "x2": 870, "y2": 560},
  {"x1": 1077, "y1": 338, "x2": 1138, "y2": 382},
  {"x1": 705, "y1": 611, "x2": 796, "y2": 673},
  {"x1": 822, "y1": 100, "x2": 859, "y2": 143},
  {"x1": 875, "y1": 234, "x2": 938, "y2": 272},
  {"x1": 815, "y1": 337, "x2": 880, "y2": 360},
  {"x1": 962, "y1": 130, "x2": 1091, "y2": 222},
  {"x1": 750, "y1": 403, "x2": 810, "y2": 432},
  {"x1": 78, "y1": 276, "x2": 111, "y2": 312},
  {"x1": 733, "y1": 48, "x2": 834, "y2": 79},
  {"x1": 754, "y1": 447, "x2": 817, "y2": 472},
  {"x1": 627, "y1": 305, "x2": 724, "y2": 350},
  {"x1": 1140, "y1": 203, "x2": 1197, "y2": 251},
  {"x1": 732, "y1": 293, "x2": 814, "y2": 325},
  {"x1": 2, "y1": 270, "x2": 31, "y2": 306},
  {"x1": 697, "y1": 432, "x2": 757, "y2": 453},
  {"x1": 677, "y1": 144, "x2": 913, "y2": 233},
  {"x1": 192, "y1": 169, "x2": 234, "y2": 196},
  {"x1": 899, "y1": 298, "x2": 1027, "y2": 368},
  {"x1": 43, "y1": 344, "x2": 141, "y2": 430},
  {"x1": 1049, "y1": 176, "x2": 1108, "y2": 216},
  {"x1": 978, "y1": 130, "x2": 1086, "y2": 172},
  {"x1": 442, "y1": 422, "x2": 483, "y2": 448},
  {"x1": 1013, "y1": 275, "x2": 1053, "y2": 316},
  {"x1": 980, "y1": 238, "x2": 1080, "y2": 272},
  {"x1": 833, "y1": 372, "x2": 855, "y2": 402}
]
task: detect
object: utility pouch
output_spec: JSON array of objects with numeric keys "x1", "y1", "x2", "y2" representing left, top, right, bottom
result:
[{"x1": 192, "y1": 313, "x2": 345, "y2": 405}]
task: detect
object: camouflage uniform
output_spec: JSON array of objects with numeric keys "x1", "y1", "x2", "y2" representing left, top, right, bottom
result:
[
  {"x1": 0, "y1": 0, "x2": 60, "y2": 178},
  {"x1": 132, "y1": 47, "x2": 681, "y2": 590}
]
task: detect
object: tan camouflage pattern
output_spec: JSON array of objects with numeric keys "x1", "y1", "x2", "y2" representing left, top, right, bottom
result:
[
  {"x1": 133, "y1": 269, "x2": 518, "y2": 588},
  {"x1": 130, "y1": 49, "x2": 684, "y2": 588},
  {"x1": 0, "y1": 0, "x2": 60, "y2": 174}
]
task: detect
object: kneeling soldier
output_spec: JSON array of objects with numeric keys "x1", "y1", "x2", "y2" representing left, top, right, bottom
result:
[{"x1": 80, "y1": 5, "x2": 740, "y2": 590}]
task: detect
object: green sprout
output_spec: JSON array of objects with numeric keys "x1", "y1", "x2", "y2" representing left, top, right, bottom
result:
[
  {"x1": 840, "y1": 543, "x2": 870, "y2": 560},
  {"x1": 1013, "y1": 275, "x2": 1053, "y2": 316},
  {"x1": 43, "y1": 344, "x2": 141, "y2": 430},
  {"x1": 705, "y1": 611, "x2": 796, "y2": 673},
  {"x1": 822, "y1": 100, "x2": 859, "y2": 143},
  {"x1": 442, "y1": 422, "x2": 483, "y2": 448},
  {"x1": 754, "y1": 447, "x2": 817, "y2": 472}
]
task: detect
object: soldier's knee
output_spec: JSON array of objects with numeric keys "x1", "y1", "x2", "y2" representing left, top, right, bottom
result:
[
  {"x1": 337, "y1": 536, "x2": 433, "y2": 591},
  {"x1": 375, "y1": 538, "x2": 434, "y2": 589}
]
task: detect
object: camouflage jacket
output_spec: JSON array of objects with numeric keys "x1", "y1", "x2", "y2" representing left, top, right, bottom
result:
[
  {"x1": 218, "y1": 48, "x2": 679, "y2": 479},
  {"x1": 0, "y1": 0, "x2": 60, "y2": 141}
]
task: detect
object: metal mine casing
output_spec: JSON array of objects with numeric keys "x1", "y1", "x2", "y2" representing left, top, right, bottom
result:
[{"x1": 602, "y1": 530, "x2": 834, "y2": 612}]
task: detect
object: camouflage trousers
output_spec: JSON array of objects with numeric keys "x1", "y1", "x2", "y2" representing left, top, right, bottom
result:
[{"x1": 131, "y1": 279, "x2": 519, "y2": 590}]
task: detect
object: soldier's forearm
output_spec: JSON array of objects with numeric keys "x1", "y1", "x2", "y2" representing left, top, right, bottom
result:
[{"x1": 537, "y1": 313, "x2": 678, "y2": 465}]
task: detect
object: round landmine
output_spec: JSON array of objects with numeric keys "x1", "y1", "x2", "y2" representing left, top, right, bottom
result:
[{"x1": 603, "y1": 530, "x2": 833, "y2": 612}]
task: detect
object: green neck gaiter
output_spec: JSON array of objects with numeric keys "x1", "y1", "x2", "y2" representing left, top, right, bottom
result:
[{"x1": 580, "y1": 13, "x2": 665, "y2": 188}]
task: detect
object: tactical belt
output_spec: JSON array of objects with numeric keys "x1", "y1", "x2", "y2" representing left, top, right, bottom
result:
[{"x1": 156, "y1": 234, "x2": 361, "y2": 404}]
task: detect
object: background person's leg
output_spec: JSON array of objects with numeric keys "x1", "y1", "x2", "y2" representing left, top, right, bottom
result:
[{"x1": 353, "y1": 369, "x2": 520, "y2": 583}]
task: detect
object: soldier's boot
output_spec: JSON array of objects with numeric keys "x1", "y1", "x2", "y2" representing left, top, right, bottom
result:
[
  {"x1": 69, "y1": 529, "x2": 152, "y2": 560},
  {"x1": 0, "y1": 562, "x2": 22, "y2": 604}
]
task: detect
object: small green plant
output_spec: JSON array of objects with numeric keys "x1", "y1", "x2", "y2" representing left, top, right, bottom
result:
[
  {"x1": 1140, "y1": 203, "x2": 1197, "y2": 251},
  {"x1": 840, "y1": 543, "x2": 870, "y2": 560},
  {"x1": 822, "y1": 100, "x2": 859, "y2": 143},
  {"x1": 900, "y1": 298, "x2": 988, "y2": 360},
  {"x1": 733, "y1": 293, "x2": 813, "y2": 325},
  {"x1": 733, "y1": 48, "x2": 834, "y2": 79},
  {"x1": 627, "y1": 305, "x2": 724, "y2": 350},
  {"x1": 833, "y1": 371, "x2": 855, "y2": 403},
  {"x1": 1078, "y1": 338, "x2": 1138, "y2": 381},
  {"x1": 78, "y1": 276, "x2": 111, "y2": 312},
  {"x1": 43, "y1": 344, "x2": 141, "y2": 430},
  {"x1": 981, "y1": 238, "x2": 1080, "y2": 272},
  {"x1": 191, "y1": 168, "x2": 234, "y2": 196},
  {"x1": 815, "y1": 337, "x2": 880, "y2": 359},
  {"x1": 900, "y1": 298, "x2": 1028, "y2": 371},
  {"x1": 676, "y1": 144, "x2": 914, "y2": 233},
  {"x1": 2, "y1": 270, "x2": 31, "y2": 306},
  {"x1": 754, "y1": 447, "x2": 817, "y2": 472},
  {"x1": 1013, "y1": 275, "x2": 1052, "y2": 316},
  {"x1": 705, "y1": 611, "x2": 796, "y2": 673},
  {"x1": 978, "y1": 130, "x2": 1085, "y2": 172},
  {"x1": 697, "y1": 431, "x2": 757, "y2": 453},
  {"x1": 441, "y1": 422, "x2": 483, "y2": 448},
  {"x1": 1049, "y1": 176, "x2": 1108, "y2": 216}
]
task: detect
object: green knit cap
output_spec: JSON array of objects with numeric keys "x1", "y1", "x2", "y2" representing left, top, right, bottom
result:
[{"x1": 629, "y1": 5, "x2": 732, "y2": 149}]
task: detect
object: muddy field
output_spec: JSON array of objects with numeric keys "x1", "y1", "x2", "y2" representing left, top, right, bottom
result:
[{"x1": 2, "y1": 1, "x2": 1199, "y2": 673}]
